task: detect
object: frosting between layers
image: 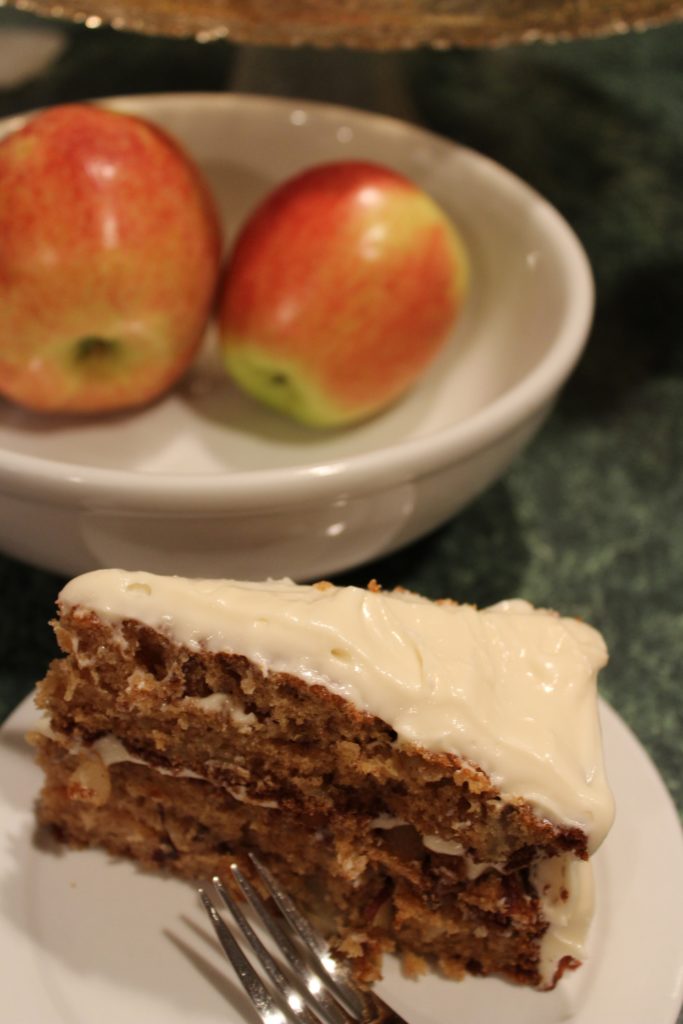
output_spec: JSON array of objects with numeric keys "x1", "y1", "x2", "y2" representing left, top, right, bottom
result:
[
  {"x1": 36, "y1": 712, "x2": 596, "y2": 987},
  {"x1": 59, "y1": 569, "x2": 614, "y2": 851}
]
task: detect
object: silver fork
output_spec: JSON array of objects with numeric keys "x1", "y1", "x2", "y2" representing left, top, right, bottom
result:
[{"x1": 198, "y1": 853, "x2": 410, "y2": 1024}]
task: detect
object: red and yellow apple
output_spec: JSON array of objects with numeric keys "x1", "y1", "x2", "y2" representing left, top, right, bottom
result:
[
  {"x1": 218, "y1": 160, "x2": 468, "y2": 428},
  {"x1": 0, "y1": 103, "x2": 222, "y2": 415}
]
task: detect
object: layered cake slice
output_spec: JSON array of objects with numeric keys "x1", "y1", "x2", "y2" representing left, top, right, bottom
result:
[{"x1": 30, "y1": 569, "x2": 614, "y2": 990}]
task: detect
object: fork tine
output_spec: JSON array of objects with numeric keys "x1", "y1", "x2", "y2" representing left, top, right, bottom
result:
[
  {"x1": 211, "y1": 877, "x2": 317, "y2": 1024},
  {"x1": 198, "y1": 887, "x2": 291, "y2": 1024},
  {"x1": 247, "y1": 854, "x2": 368, "y2": 1021},
  {"x1": 200, "y1": 868, "x2": 411, "y2": 1024},
  {"x1": 225, "y1": 869, "x2": 351, "y2": 1024}
]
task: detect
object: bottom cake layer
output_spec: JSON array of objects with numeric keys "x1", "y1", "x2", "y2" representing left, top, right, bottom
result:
[{"x1": 32, "y1": 734, "x2": 581, "y2": 989}]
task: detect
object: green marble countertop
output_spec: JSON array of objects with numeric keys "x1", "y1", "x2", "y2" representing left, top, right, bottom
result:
[{"x1": 0, "y1": 10, "x2": 681, "y2": 1016}]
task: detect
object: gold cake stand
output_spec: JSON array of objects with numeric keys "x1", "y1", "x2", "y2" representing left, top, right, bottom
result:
[{"x1": 2, "y1": 0, "x2": 682, "y2": 47}]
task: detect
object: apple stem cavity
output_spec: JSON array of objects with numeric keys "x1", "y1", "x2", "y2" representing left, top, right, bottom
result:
[{"x1": 73, "y1": 335, "x2": 120, "y2": 365}]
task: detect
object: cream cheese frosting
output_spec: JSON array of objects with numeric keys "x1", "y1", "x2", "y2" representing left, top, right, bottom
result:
[
  {"x1": 59, "y1": 569, "x2": 614, "y2": 852},
  {"x1": 532, "y1": 854, "x2": 596, "y2": 986}
]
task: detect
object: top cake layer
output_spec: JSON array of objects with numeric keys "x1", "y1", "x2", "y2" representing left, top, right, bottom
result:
[{"x1": 59, "y1": 569, "x2": 614, "y2": 852}]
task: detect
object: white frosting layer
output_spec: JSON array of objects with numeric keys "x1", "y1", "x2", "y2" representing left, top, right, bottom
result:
[
  {"x1": 59, "y1": 569, "x2": 614, "y2": 851},
  {"x1": 532, "y1": 854, "x2": 596, "y2": 987}
]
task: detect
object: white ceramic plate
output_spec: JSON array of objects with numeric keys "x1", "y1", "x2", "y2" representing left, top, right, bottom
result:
[{"x1": 2, "y1": 696, "x2": 681, "y2": 1023}]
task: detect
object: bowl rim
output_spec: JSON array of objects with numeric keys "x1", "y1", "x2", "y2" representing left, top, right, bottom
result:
[{"x1": 0, "y1": 92, "x2": 595, "y2": 513}]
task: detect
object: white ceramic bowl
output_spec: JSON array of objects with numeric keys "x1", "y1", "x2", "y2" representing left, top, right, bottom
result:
[{"x1": 0, "y1": 93, "x2": 594, "y2": 582}]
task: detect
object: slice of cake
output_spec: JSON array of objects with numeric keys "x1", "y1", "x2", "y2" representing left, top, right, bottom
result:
[{"x1": 30, "y1": 569, "x2": 614, "y2": 990}]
